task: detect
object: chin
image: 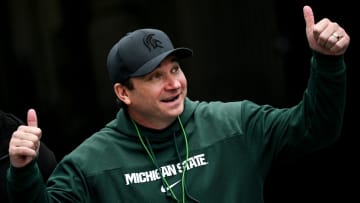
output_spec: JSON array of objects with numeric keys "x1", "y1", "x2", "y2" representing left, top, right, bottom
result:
[
  {"x1": 173, "y1": 106, "x2": 184, "y2": 116},
  {"x1": 168, "y1": 104, "x2": 184, "y2": 117}
]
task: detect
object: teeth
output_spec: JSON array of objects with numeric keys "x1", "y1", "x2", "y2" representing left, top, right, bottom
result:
[{"x1": 163, "y1": 95, "x2": 178, "y2": 102}]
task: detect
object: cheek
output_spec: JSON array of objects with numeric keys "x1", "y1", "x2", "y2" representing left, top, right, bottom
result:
[
  {"x1": 139, "y1": 86, "x2": 162, "y2": 100},
  {"x1": 181, "y1": 76, "x2": 187, "y2": 89},
  {"x1": 177, "y1": 73, "x2": 187, "y2": 87}
]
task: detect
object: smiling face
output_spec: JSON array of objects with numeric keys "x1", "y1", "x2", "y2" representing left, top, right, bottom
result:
[{"x1": 115, "y1": 55, "x2": 187, "y2": 129}]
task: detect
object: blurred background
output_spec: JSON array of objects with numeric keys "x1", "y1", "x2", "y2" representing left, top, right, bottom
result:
[{"x1": 0, "y1": 0, "x2": 357, "y2": 202}]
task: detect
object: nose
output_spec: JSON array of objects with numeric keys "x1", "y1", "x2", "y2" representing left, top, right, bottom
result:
[{"x1": 164, "y1": 75, "x2": 181, "y2": 90}]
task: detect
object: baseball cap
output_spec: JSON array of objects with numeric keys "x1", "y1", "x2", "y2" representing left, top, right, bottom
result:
[{"x1": 106, "y1": 28, "x2": 193, "y2": 84}]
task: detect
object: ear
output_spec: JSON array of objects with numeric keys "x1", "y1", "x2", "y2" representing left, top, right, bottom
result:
[{"x1": 114, "y1": 83, "x2": 131, "y2": 105}]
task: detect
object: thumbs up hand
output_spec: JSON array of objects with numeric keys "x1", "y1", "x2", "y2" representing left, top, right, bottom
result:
[
  {"x1": 303, "y1": 5, "x2": 350, "y2": 56},
  {"x1": 9, "y1": 109, "x2": 42, "y2": 168}
]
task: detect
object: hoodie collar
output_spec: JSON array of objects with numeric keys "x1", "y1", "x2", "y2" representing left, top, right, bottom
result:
[{"x1": 108, "y1": 97, "x2": 199, "y2": 141}]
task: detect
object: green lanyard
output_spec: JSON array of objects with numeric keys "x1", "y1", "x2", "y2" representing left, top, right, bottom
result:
[{"x1": 131, "y1": 116, "x2": 189, "y2": 203}]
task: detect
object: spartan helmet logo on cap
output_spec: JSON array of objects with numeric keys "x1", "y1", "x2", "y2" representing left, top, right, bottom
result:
[
  {"x1": 106, "y1": 28, "x2": 193, "y2": 84},
  {"x1": 143, "y1": 33, "x2": 164, "y2": 52}
]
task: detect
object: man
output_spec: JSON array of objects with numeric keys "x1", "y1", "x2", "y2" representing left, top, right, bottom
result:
[
  {"x1": 1, "y1": 109, "x2": 57, "y2": 203},
  {"x1": 7, "y1": 5, "x2": 349, "y2": 202}
]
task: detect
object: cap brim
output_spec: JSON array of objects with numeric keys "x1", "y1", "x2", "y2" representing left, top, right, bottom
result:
[{"x1": 130, "y1": 47, "x2": 193, "y2": 77}]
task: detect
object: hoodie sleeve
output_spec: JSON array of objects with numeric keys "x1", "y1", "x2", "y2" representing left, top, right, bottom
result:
[
  {"x1": 241, "y1": 51, "x2": 346, "y2": 159},
  {"x1": 290, "y1": 52, "x2": 347, "y2": 154},
  {"x1": 301, "y1": 52, "x2": 346, "y2": 146},
  {"x1": 6, "y1": 160, "x2": 48, "y2": 203}
]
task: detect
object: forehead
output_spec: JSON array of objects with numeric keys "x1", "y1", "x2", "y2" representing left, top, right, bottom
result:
[
  {"x1": 160, "y1": 55, "x2": 177, "y2": 65},
  {"x1": 152, "y1": 55, "x2": 179, "y2": 71},
  {"x1": 130, "y1": 55, "x2": 180, "y2": 82},
  {"x1": 130, "y1": 56, "x2": 178, "y2": 81}
]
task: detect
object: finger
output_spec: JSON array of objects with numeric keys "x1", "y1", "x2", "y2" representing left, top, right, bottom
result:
[
  {"x1": 27, "y1": 109, "x2": 38, "y2": 127},
  {"x1": 329, "y1": 37, "x2": 347, "y2": 53},
  {"x1": 316, "y1": 19, "x2": 343, "y2": 49},
  {"x1": 12, "y1": 138, "x2": 38, "y2": 150},
  {"x1": 12, "y1": 130, "x2": 38, "y2": 141},
  {"x1": 9, "y1": 145, "x2": 37, "y2": 158},
  {"x1": 303, "y1": 5, "x2": 315, "y2": 29},
  {"x1": 325, "y1": 34, "x2": 339, "y2": 49}
]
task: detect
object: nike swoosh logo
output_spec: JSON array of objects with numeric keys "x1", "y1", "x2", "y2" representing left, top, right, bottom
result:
[{"x1": 160, "y1": 179, "x2": 181, "y2": 193}]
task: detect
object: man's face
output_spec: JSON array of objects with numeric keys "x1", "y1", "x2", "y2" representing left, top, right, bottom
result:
[{"x1": 126, "y1": 56, "x2": 187, "y2": 127}]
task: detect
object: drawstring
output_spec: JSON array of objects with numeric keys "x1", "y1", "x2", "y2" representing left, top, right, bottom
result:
[
  {"x1": 174, "y1": 117, "x2": 200, "y2": 203},
  {"x1": 131, "y1": 116, "x2": 200, "y2": 203},
  {"x1": 144, "y1": 136, "x2": 174, "y2": 199},
  {"x1": 131, "y1": 119, "x2": 178, "y2": 201}
]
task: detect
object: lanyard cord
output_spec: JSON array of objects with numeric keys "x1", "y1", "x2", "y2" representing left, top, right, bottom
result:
[
  {"x1": 131, "y1": 116, "x2": 189, "y2": 203},
  {"x1": 177, "y1": 116, "x2": 189, "y2": 203}
]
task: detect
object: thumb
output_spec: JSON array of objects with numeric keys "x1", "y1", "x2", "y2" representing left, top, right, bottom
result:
[
  {"x1": 303, "y1": 5, "x2": 315, "y2": 29},
  {"x1": 27, "y1": 109, "x2": 38, "y2": 127}
]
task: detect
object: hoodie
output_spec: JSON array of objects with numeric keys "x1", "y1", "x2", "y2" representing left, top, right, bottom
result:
[{"x1": 7, "y1": 52, "x2": 346, "y2": 203}]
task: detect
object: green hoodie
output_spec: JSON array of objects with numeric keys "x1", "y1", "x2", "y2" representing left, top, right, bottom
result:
[{"x1": 7, "y1": 53, "x2": 346, "y2": 203}]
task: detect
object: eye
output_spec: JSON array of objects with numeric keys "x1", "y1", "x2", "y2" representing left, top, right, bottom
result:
[
  {"x1": 171, "y1": 66, "x2": 180, "y2": 73},
  {"x1": 149, "y1": 72, "x2": 162, "y2": 80}
]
